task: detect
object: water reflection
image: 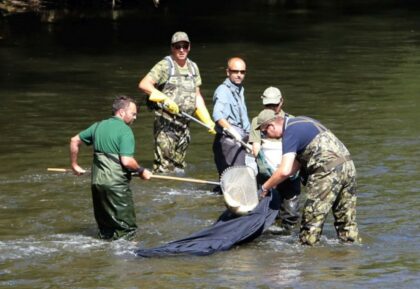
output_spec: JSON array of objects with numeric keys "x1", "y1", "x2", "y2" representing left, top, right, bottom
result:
[{"x1": 1, "y1": 7, "x2": 420, "y2": 289}]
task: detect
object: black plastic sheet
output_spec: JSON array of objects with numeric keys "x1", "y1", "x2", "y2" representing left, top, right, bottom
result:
[{"x1": 135, "y1": 190, "x2": 280, "y2": 257}]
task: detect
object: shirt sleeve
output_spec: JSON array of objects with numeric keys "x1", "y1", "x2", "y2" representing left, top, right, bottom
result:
[
  {"x1": 282, "y1": 128, "x2": 300, "y2": 155},
  {"x1": 193, "y1": 62, "x2": 202, "y2": 87},
  {"x1": 248, "y1": 117, "x2": 261, "y2": 143},
  {"x1": 119, "y1": 129, "x2": 135, "y2": 157},
  {"x1": 212, "y1": 85, "x2": 231, "y2": 122},
  {"x1": 147, "y1": 59, "x2": 169, "y2": 86},
  {"x1": 78, "y1": 123, "x2": 98, "y2": 146}
]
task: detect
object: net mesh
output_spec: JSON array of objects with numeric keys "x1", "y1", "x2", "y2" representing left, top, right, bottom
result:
[{"x1": 220, "y1": 166, "x2": 258, "y2": 215}]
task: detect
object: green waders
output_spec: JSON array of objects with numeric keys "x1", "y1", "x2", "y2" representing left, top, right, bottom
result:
[
  {"x1": 153, "y1": 57, "x2": 197, "y2": 173},
  {"x1": 296, "y1": 128, "x2": 359, "y2": 245},
  {"x1": 91, "y1": 152, "x2": 136, "y2": 240}
]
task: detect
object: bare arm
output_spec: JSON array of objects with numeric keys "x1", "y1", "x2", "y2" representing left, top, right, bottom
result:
[
  {"x1": 69, "y1": 135, "x2": 86, "y2": 175},
  {"x1": 120, "y1": 156, "x2": 152, "y2": 180},
  {"x1": 194, "y1": 87, "x2": 207, "y2": 112},
  {"x1": 252, "y1": 142, "x2": 261, "y2": 157},
  {"x1": 216, "y1": 118, "x2": 231, "y2": 129},
  {"x1": 195, "y1": 87, "x2": 203, "y2": 101},
  {"x1": 139, "y1": 75, "x2": 157, "y2": 95},
  {"x1": 261, "y1": 153, "x2": 299, "y2": 196}
]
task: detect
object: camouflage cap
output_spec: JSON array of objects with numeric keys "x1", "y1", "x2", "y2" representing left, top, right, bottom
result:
[
  {"x1": 261, "y1": 86, "x2": 282, "y2": 105},
  {"x1": 256, "y1": 109, "x2": 278, "y2": 130},
  {"x1": 171, "y1": 31, "x2": 190, "y2": 44}
]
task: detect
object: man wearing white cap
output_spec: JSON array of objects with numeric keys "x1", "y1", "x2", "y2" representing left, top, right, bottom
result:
[
  {"x1": 139, "y1": 31, "x2": 215, "y2": 173},
  {"x1": 248, "y1": 87, "x2": 301, "y2": 233}
]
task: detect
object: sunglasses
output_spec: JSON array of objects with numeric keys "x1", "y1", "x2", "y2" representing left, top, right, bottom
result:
[
  {"x1": 228, "y1": 69, "x2": 246, "y2": 75},
  {"x1": 172, "y1": 43, "x2": 190, "y2": 50}
]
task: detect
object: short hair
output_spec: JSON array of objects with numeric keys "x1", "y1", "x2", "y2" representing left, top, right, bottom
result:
[{"x1": 112, "y1": 95, "x2": 136, "y2": 115}]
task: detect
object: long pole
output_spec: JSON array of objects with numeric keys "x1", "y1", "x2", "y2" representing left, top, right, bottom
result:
[
  {"x1": 178, "y1": 110, "x2": 252, "y2": 153},
  {"x1": 47, "y1": 168, "x2": 219, "y2": 185},
  {"x1": 150, "y1": 175, "x2": 219, "y2": 185}
]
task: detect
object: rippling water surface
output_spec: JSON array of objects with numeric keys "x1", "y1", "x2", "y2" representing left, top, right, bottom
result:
[{"x1": 0, "y1": 7, "x2": 419, "y2": 289}]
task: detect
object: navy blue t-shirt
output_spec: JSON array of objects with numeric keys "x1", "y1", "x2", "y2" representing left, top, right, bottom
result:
[{"x1": 282, "y1": 116, "x2": 324, "y2": 155}]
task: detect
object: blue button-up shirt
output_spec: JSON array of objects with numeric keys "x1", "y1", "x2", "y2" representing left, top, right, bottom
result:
[{"x1": 212, "y1": 78, "x2": 250, "y2": 132}]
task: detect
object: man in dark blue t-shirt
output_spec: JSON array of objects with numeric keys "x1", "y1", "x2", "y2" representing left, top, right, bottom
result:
[{"x1": 255, "y1": 109, "x2": 359, "y2": 246}]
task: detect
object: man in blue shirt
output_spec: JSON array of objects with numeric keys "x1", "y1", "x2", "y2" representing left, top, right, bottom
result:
[
  {"x1": 255, "y1": 109, "x2": 359, "y2": 245},
  {"x1": 212, "y1": 57, "x2": 250, "y2": 178}
]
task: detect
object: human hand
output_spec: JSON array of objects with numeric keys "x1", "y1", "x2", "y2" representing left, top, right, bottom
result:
[
  {"x1": 163, "y1": 98, "x2": 179, "y2": 115},
  {"x1": 244, "y1": 143, "x2": 253, "y2": 153},
  {"x1": 224, "y1": 126, "x2": 242, "y2": 142},
  {"x1": 71, "y1": 164, "x2": 86, "y2": 176},
  {"x1": 139, "y1": 168, "x2": 152, "y2": 180},
  {"x1": 258, "y1": 186, "x2": 269, "y2": 199}
]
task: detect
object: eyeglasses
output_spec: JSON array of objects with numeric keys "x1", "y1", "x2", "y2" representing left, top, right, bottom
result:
[
  {"x1": 172, "y1": 43, "x2": 190, "y2": 50},
  {"x1": 228, "y1": 69, "x2": 246, "y2": 75}
]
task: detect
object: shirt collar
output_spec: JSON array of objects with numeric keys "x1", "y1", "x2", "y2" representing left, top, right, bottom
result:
[
  {"x1": 111, "y1": 116, "x2": 125, "y2": 123},
  {"x1": 223, "y1": 78, "x2": 242, "y2": 94}
]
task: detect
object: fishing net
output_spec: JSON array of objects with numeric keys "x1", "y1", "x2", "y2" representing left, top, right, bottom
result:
[
  {"x1": 134, "y1": 166, "x2": 281, "y2": 257},
  {"x1": 135, "y1": 190, "x2": 280, "y2": 257},
  {"x1": 220, "y1": 166, "x2": 259, "y2": 215}
]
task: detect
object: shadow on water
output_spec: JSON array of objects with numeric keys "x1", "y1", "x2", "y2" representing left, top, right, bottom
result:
[{"x1": 1, "y1": 3, "x2": 420, "y2": 289}]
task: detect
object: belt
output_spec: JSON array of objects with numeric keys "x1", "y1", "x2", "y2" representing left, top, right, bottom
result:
[{"x1": 313, "y1": 155, "x2": 351, "y2": 174}]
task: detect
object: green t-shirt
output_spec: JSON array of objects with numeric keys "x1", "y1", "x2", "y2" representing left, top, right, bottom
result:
[
  {"x1": 79, "y1": 116, "x2": 135, "y2": 157},
  {"x1": 147, "y1": 57, "x2": 202, "y2": 87}
]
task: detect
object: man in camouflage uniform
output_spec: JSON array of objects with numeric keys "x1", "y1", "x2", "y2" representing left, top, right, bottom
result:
[
  {"x1": 255, "y1": 109, "x2": 359, "y2": 245},
  {"x1": 139, "y1": 31, "x2": 215, "y2": 173}
]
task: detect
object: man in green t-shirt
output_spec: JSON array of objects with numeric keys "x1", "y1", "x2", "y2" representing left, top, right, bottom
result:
[
  {"x1": 70, "y1": 95, "x2": 152, "y2": 240},
  {"x1": 139, "y1": 31, "x2": 215, "y2": 173}
]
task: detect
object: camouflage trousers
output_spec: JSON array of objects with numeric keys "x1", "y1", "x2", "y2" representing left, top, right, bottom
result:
[
  {"x1": 153, "y1": 116, "x2": 191, "y2": 173},
  {"x1": 299, "y1": 160, "x2": 359, "y2": 245}
]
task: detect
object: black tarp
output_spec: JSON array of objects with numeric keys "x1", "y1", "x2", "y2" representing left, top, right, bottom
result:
[{"x1": 135, "y1": 190, "x2": 280, "y2": 257}]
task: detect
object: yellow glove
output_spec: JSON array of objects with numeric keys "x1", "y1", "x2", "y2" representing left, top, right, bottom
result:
[
  {"x1": 195, "y1": 102, "x2": 216, "y2": 134},
  {"x1": 149, "y1": 90, "x2": 168, "y2": 102},
  {"x1": 149, "y1": 90, "x2": 179, "y2": 115},
  {"x1": 163, "y1": 98, "x2": 179, "y2": 115}
]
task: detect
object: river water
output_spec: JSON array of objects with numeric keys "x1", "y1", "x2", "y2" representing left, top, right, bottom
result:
[{"x1": 0, "y1": 6, "x2": 419, "y2": 289}]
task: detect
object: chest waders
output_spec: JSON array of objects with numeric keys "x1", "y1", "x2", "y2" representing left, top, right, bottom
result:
[
  {"x1": 287, "y1": 117, "x2": 358, "y2": 245},
  {"x1": 152, "y1": 56, "x2": 198, "y2": 172},
  {"x1": 288, "y1": 117, "x2": 351, "y2": 183},
  {"x1": 91, "y1": 123, "x2": 137, "y2": 240}
]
